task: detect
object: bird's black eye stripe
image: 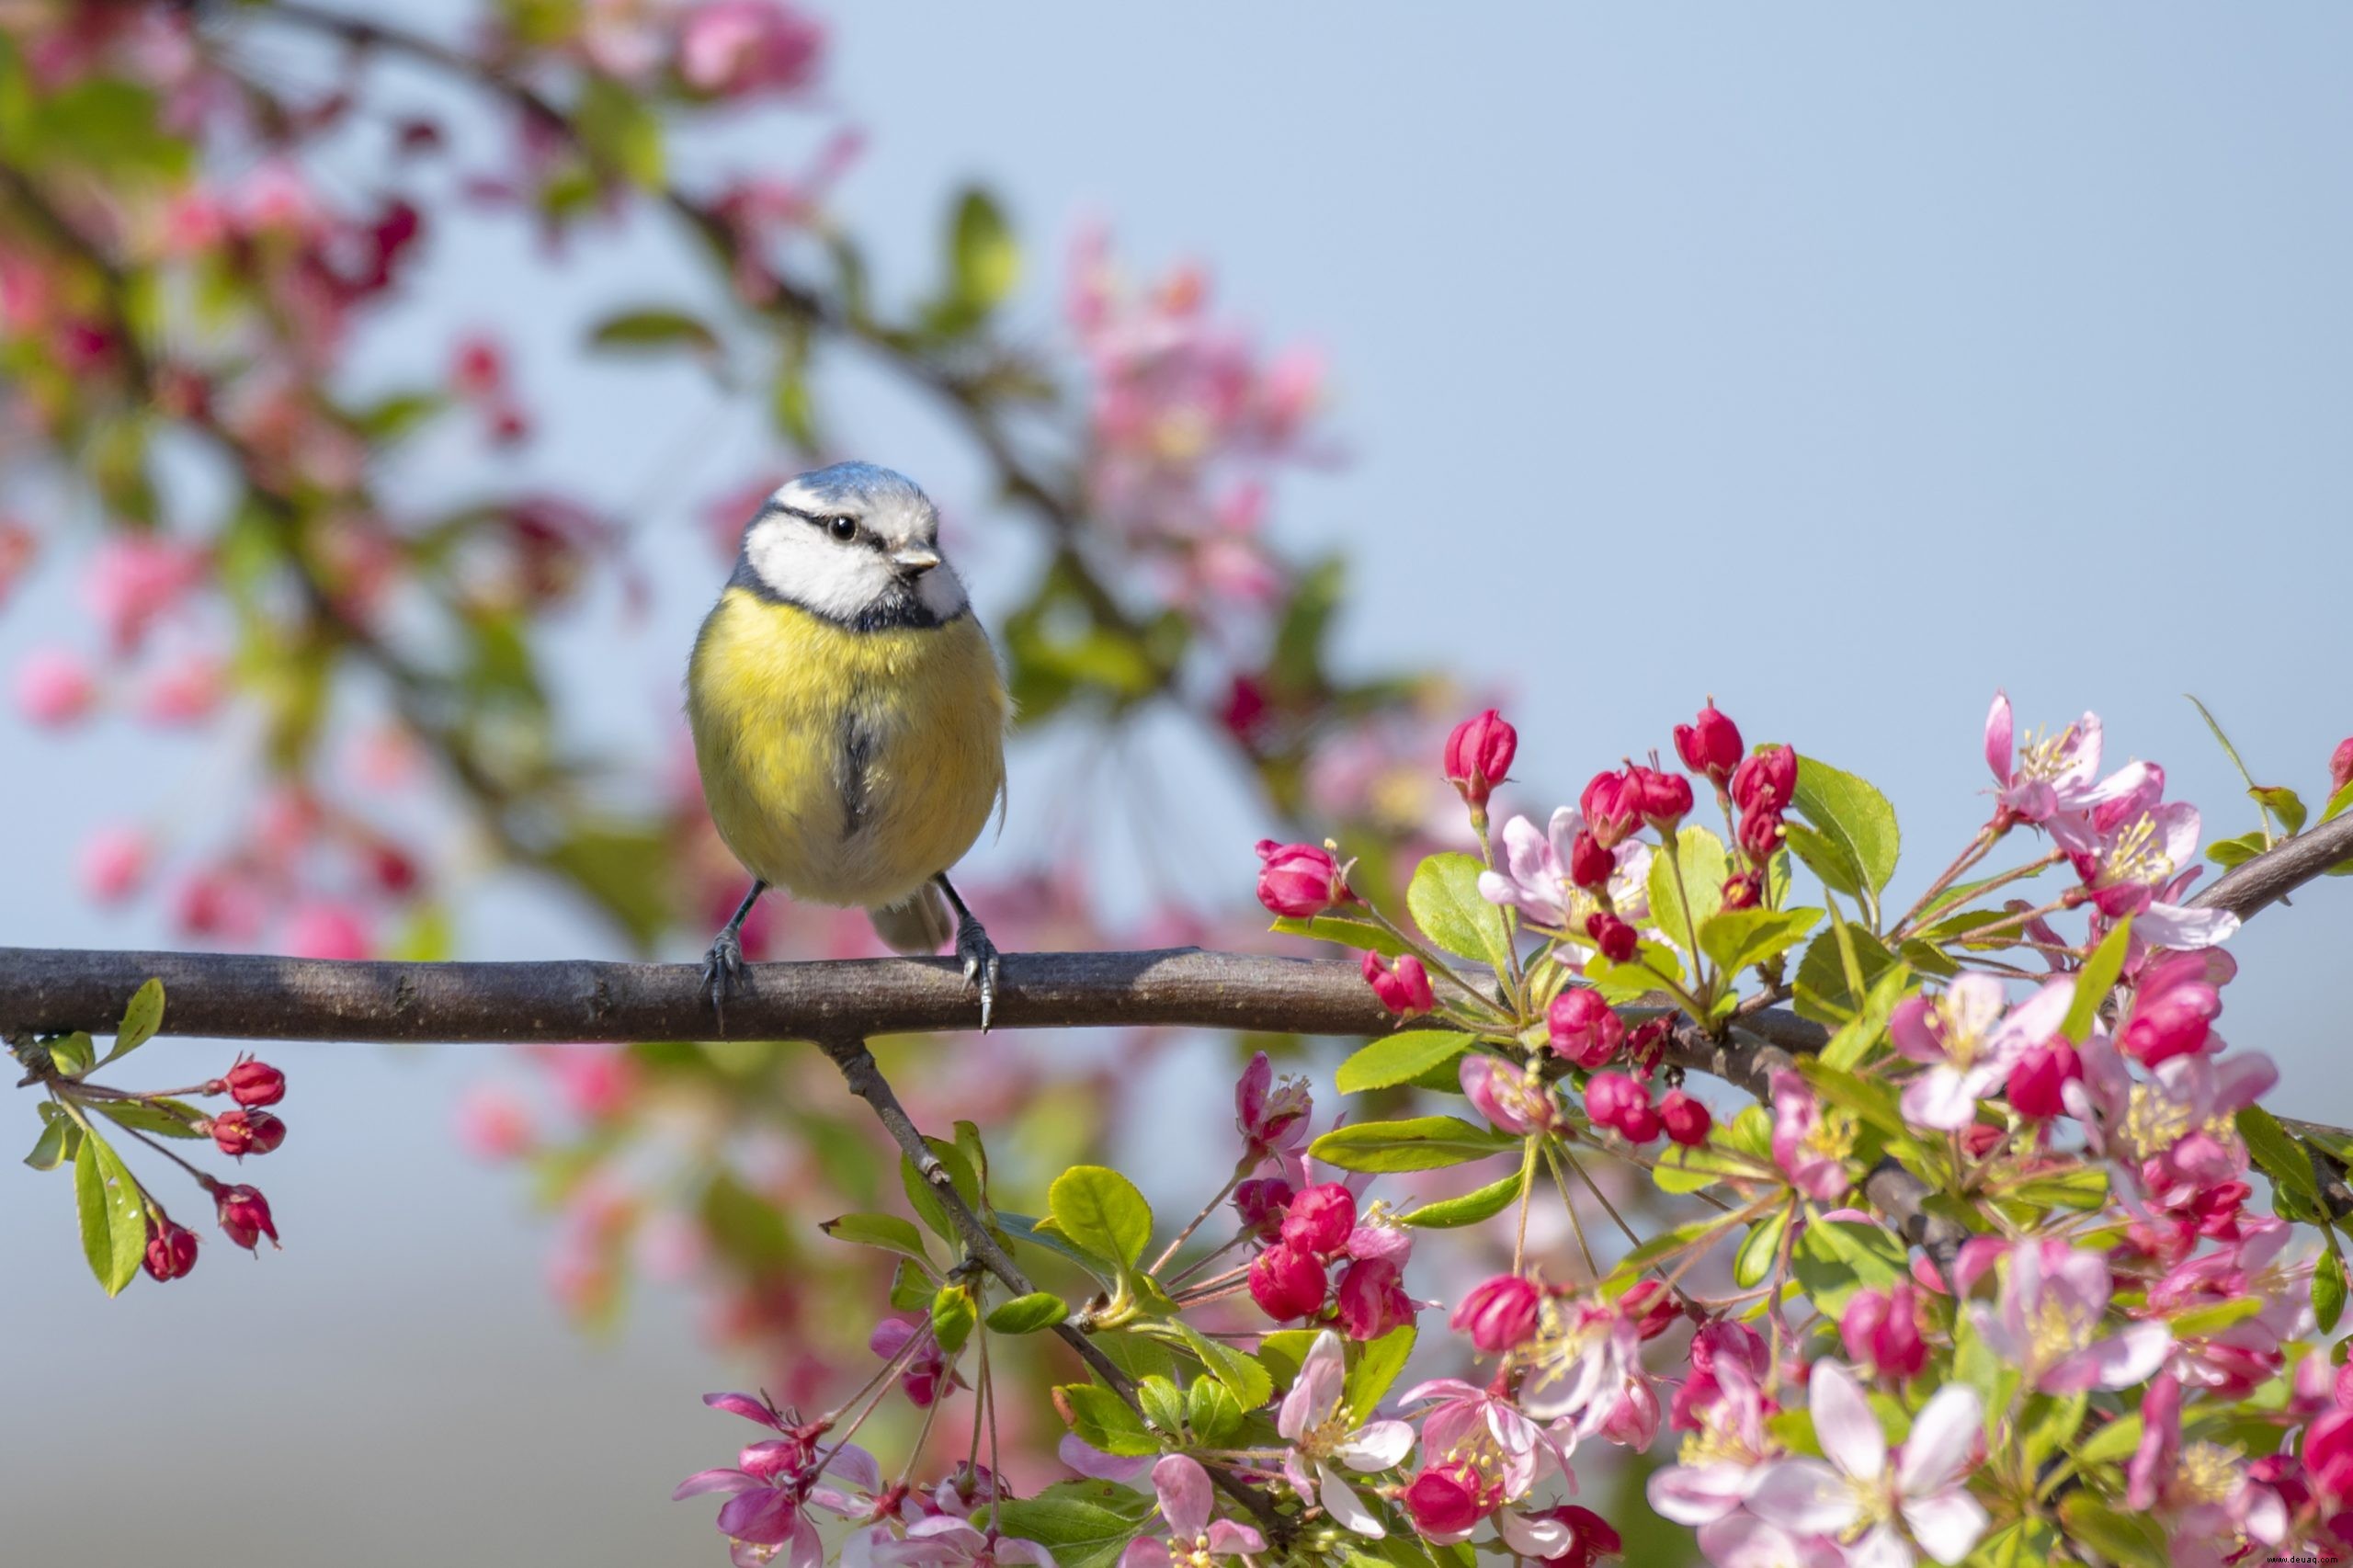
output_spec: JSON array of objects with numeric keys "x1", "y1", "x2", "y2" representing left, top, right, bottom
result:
[{"x1": 770, "y1": 503, "x2": 861, "y2": 542}]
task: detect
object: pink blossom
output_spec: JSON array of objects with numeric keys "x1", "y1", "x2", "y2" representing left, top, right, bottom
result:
[
  {"x1": 1451, "y1": 1274, "x2": 1541, "y2": 1354},
  {"x1": 16, "y1": 646, "x2": 97, "y2": 725},
  {"x1": 1747, "y1": 1360, "x2": 1987, "y2": 1566},
  {"x1": 873, "y1": 1515, "x2": 1055, "y2": 1568},
  {"x1": 1277, "y1": 1330, "x2": 1415, "y2": 1537},
  {"x1": 455, "y1": 1085, "x2": 536, "y2": 1160},
  {"x1": 1398, "y1": 1375, "x2": 1556, "y2": 1543},
  {"x1": 2065, "y1": 1038, "x2": 2278, "y2": 1217},
  {"x1": 1233, "y1": 1051, "x2": 1312, "y2": 1167},
  {"x1": 1518, "y1": 1295, "x2": 1639, "y2": 1434},
  {"x1": 2125, "y1": 1374, "x2": 2287, "y2": 1548},
  {"x1": 83, "y1": 533, "x2": 206, "y2": 653},
  {"x1": 2066, "y1": 800, "x2": 2241, "y2": 949},
  {"x1": 137, "y1": 654, "x2": 226, "y2": 723},
  {"x1": 1362, "y1": 950, "x2": 1435, "y2": 1017},
  {"x1": 2118, "y1": 949, "x2": 2232, "y2": 1065},
  {"x1": 1462, "y1": 1054, "x2": 1562, "y2": 1136},
  {"x1": 1769, "y1": 1070, "x2": 1852, "y2": 1200},
  {"x1": 1118, "y1": 1456, "x2": 1263, "y2": 1568},
  {"x1": 1890, "y1": 972, "x2": 2074, "y2": 1131},
  {"x1": 1984, "y1": 692, "x2": 2144, "y2": 827},
  {"x1": 78, "y1": 825, "x2": 149, "y2": 902},
  {"x1": 1974, "y1": 1239, "x2": 2169, "y2": 1393},
  {"x1": 1333, "y1": 1257, "x2": 1415, "y2": 1340},
  {"x1": 870, "y1": 1315, "x2": 960, "y2": 1407},
  {"x1": 1479, "y1": 807, "x2": 1653, "y2": 932},
  {"x1": 678, "y1": 1, "x2": 824, "y2": 99},
  {"x1": 280, "y1": 903, "x2": 370, "y2": 960}
]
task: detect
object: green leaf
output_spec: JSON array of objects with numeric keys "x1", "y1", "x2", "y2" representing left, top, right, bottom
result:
[
  {"x1": 2205, "y1": 829, "x2": 2268, "y2": 869},
  {"x1": 1407, "y1": 852, "x2": 1513, "y2": 971},
  {"x1": 1345, "y1": 1325, "x2": 1417, "y2": 1419},
  {"x1": 587, "y1": 307, "x2": 721, "y2": 360},
  {"x1": 1336, "y1": 1031, "x2": 1472, "y2": 1096},
  {"x1": 995, "y1": 1482, "x2": 1155, "y2": 1568},
  {"x1": 575, "y1": 74, "x2": 665, "y2": 187},
  {"x1": 1647, "y1": 826, "x2": 1730, "y2": 958},
  {"x1": 2325, "y1": 778, "x2": 2353, "y2": 823},
  {"x1": 1699, "y1": 907, "x2": 1824, "y2": 978},
  {"x1": 92, "y1": 1098, "x2": 204, "y2": 1140},
  {"x1": 1791, "y1": 1217, "x2": 1906, "y2": 1315},
  {"x1": 1791, "y1": 757, "x2": 1901, "y2": 903},
  {"x1": 2238, "y1": 1105, "x2": 2323, "y2": 1208},
  {"x1": 1791, "y1": 922, "x2": 1899, "y2": 1026},
  {"x1": 1053, "y1": 1384, "x2": 1157, "y2": 1456},
  {"x1": 901, "y1": 1140, "x2": 986, "y2": 1244},
  {"x1": 24, "y1": 1113, "x2": 70, "y2": 1172},
  {"x1": 46, "y1": 1032, "x2": 95, "y2": 1078},
  {"x1": 986, "y1": 1290, "x2": 1069, "y2": 1335},
  {"x1": 1733, "y1": 1206, "x2": 1790, "y2": 1290},
  {"x1": 888, "y1": 1259, "x2": 934, "y2": 1312},
  {"x1": 930, "y1": 1282, "x2": 979, "y2": 1357},
  {"x1": 99, "y1": 978, "x2": 164, "y2": 1066},
  {"x1": 1186, "y1": 1377, "x2": 1244, "y2": 1444},
  {"x1": 1047, "y1": 1166, "x2": 1154, "y2": 1269},
  {"x1": 2315, "y1": 1247, "x2": 2347, "y2": 1335},
  {"x1": 74, "y1": 1131, "x2": 146, "y2": 1296},
  {"x1": 2021, "y1": 1391, "x2": 2090, "y2": 1471},
  {"x1": 822, "y1": 1211, "x2": 932, "y2": 1266},
  {"x1": 950, "y1": 187, "x2": 1019, "y2": 315},
  {"x1": 2057, "y1": 1495, "x2": 2168, "y2": 1568},
  {"x1": 2055, "y1": 920, "x2": 2129, "y2": 1046},
  {"x1": 1163, "y1": 1319, "x2": 1273, "y2": 1409},
  {"x1": 1270, "y1": 914, "x2": 1413, "y2": 960},
  {"x1": 1649, "y1": 1142, "x2": 1753, "y2": 1195},
  {"x1": 1309, "y1": 1117, "x2": 1516, "y2": 1174},
  {"x1": 1398, "y1": 1169, "x2": 1526, "y2": 1228},
  {"x1": 2003, "y1": 1166, "x2": 2111, "y2": 1210},
  {"x1": 2250, "y1": 784, "x2": 2307, "y2": 838},
  {"x1": 1819, "y1": 962, "x2": 1914, "y2": 1071},
  {"x1": 1135, "y1": 1375, "x2": 1186, "y2": 1434}
]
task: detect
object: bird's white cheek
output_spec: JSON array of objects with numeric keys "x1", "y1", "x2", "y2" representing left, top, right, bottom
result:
[{"x1": 746, "y1": 525, "x2": 887, "y2": 620}]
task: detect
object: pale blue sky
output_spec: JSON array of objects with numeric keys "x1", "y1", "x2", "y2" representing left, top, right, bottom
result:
[{"x1": 5, "y1": 6, "x2": 2352, "y2": 1562}]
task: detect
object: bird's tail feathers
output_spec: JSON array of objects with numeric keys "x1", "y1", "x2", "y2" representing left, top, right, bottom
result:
[{"x1": 869, "y1": 885, "x2": 953, "y2": 955}]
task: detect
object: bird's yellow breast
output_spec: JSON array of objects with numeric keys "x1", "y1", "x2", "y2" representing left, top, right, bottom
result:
[{"x1": 687, "y1": 588, "x2": 1008, "y2": 909}]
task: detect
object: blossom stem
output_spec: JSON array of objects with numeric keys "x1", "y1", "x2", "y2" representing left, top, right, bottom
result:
[
  {"x1": 1930, "y1": 895, "x2": 2073, "y2": 950},
  {"x1": 1890, "y1": 826, "x2": 1999, "y2": 937},
  {"x1": 1512, "y1": 1135, "x2": 1540, "y2": 1274},
  {"x1": 1893, "y1": 848, "x2": 2068, "y2": 942},
  {"x1": 1537, "y1": 1142, "x2": 1599, "y2": 1278},
  {"x1": 1148, "y1": 1163, "x2": 1249, "y2": 1278},
  {"x1": 1166, "y1": 1231, "x2": 1252, "y2": 1288}
]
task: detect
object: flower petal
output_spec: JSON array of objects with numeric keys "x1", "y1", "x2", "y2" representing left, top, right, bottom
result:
[
  {"x1": 2085, "y1": 1322, "x2": 2172, "y2": 1391},
  {"x1": 1280, "y1": 1332, "x2": 1345, "y2": 1440},
  {"x1": 1901, "y1": 1066, "x2": 1982, "y2": 1132},
  {"x1": 1895, "y1": 1384, "x2": 1984, "y2": 1494},
  {"x1": 1807, "y1": 1360, "x2": 1886, "y2": 1482},
  {"x1": 1334, "y1": 1418, "x2": 1415, "y2": 1471},
  {"x1": 1747, "y1": 1459, "x2": 1861, "y2": 1535},
  {"x1": 1902, "y1": 1485, "x2": 1991, "y2": 1565},
  {"x1": 1206, "y1": 1520, "x2": 1266, "y2": 1556},
  {"x1": 1119, "y1": 1540, "x2": 1173, "y2": 1568},
  {"x1": 1846, "y1": 1521, "x2": 1916, "y2": 1568},
  {"x1": 1984, "y1": 691, "x2": 2013, "y2": 784},
  {"x1": 703, "y1": 1392, "x2": 784, "y2": 1428},
  {"x1": 674, "y1": 1468, "x2": 764, "y2": 1500},
  {"x1": 1646, "y1": 1460, "x2": 1754, "y2": 1526},
  {"x1": 1153, "y1": 1455, "x2": 1213, "y2": 1539},
  {"x1": 1317, "y1": 1465, "x2": 1386, "y2": 1538}
]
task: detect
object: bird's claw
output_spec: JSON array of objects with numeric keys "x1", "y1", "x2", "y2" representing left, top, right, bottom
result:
[
  {"x1": 955, "y1": 916, "x2": 1001, "y2": 1033},
  {"x1": 701, "y1": 928, "x2": 746, "y2": 1029}
]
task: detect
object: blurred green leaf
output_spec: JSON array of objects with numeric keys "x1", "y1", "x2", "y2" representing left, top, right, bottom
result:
[
  {"x1": 1790, "y1": 1217, "x2": 1905, "y2": 1315},
  {"x1": 543, "y1": 824, "x2": 673, "y2": 950},
  {"x1": 575, "y1": 75, "x2": 665, "y2": 187},
  {"x1": 1733, "y1": 1206, "x2": 1789, "y2": 1289},
  {"x1": 588, "y1": 307, "x2": 722, "y2": 361},
  {"x1": 699, "y1": 1168, "x2": 793, "y2": 1275}
]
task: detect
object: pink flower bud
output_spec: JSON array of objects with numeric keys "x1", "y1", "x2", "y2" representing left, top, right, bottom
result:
[
  {"x1": 1232, "y1": 1176, "x2": 1295, "y2": 1241},
  {"x1": 1658, "y1": 1090, "x2": 1712, "y2": 1147},
  {"x1": 1279, "y1": 1183, "x2": 1358, "y2": 1256},
  {"x1": 1584, "y1": 911, "x2": 1638, "y2": 964},
  {"x1": 2333, "y1": 737, "x2": 2353, "y2": 795},
  {"x1": 1567, "y1": 830, "x2": 1615, "y2": 891},
  {"x1": 1620, "y1": 1278, "x2": 1682, "y2": 1340},
  {"x1": 1254, "y1": 839, "x2": 1350, "y2": 918},
  {"x1": 1333, "y1": 1256, "x2": 1414, "y2": 1340},
  {"x1": 1546, "y1": 989, "x2": 1625, "y2": 1068},
  {"x1": 281, "y1": 903, "x2": 370, "y2": 960},
  {"x1": 1839, "y1": 1281, "x2": 1928, "y2": 1380},
  {"x1": 1630, "y1": 765, "x2": 1694, "y2": 831},
  {"x1": 78, "y1": 826, "x2": 149, "y2": 903},
  {"x1": 223, "y1": 1057, "x2": 287, "y2": 1108},
  {"x1": 2007, "y1": 1039, "x2": 2082, "y2": 1120},
  {"x1": 143, "y1": 1219, "x2": 199, "y2": 1281},
  {"x1": 1449, "y1": 1274, "x2": 1540, "y2": 1353},
  {"x1": 1730, "y1": 744, "x2": 1798, "y2": 815},
  {"x1": 1674, "y1": 704, "x2": 1745, "y2": 789},
  {"x1": 1617, "y1": 1103, "x2": 1663, "y2": 1143},
  {"x1": 678, "y1": 0, "x2": 826, "y2": 99},
  {"x1": 208, "y1": 1108, "x2": 287, "y2": 1158},
  {"x1": 1737, "y1": 807, "x2": 1786, "y2": 866},
  {"x1": 2119, "y1": 990, "x2": 2221, "y2": 1066},
  {"x1": 1443, "y1": 709, "x2": 1518, "y2": 809},
  {"x1": 1585, "y1": 1072, "x2": 1651, "y2": 1134},
  {"x1": 1403, "y1": 1462, "x2": 1492, "y2": 1537},
  {"x1": 1526, "y1": 1505, "x2": 1623, "y2": 1568},
  {"x1": 1247, "y1": 1242, "x2": 1328, "y2": 1322},
  {"x1": 15, "y1": 647, "x2": 97, "y2": 726},
  {"x1": 215, "y1": 1184, "x2": 278, "y2": 1251},
  {"x1": 1579, "y1": 770, "x2": 1642, "y2": 849},
  {"x1": 1362, "y1": 950, "x2": 1435, "y2": 1018}
]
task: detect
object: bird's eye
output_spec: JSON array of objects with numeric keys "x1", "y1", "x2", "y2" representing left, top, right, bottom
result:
[{"x1": 827, "y1": 516, "x2": 858, "y2": 542}]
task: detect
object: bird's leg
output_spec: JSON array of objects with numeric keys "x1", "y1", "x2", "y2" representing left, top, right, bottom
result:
[
  {"x1": 701, "y1": 880, "x2": 766, "y2": 1027},
  {"x1": 934, "y1": 873, "x2": 1001, "y2": 1032}
]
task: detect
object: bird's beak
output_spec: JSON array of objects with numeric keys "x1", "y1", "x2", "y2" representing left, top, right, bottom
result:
[{"x1": 890, "y1": 547, "x2": 941, "y2": 578}]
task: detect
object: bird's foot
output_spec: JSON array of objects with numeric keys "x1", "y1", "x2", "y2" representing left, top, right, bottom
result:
[
  {"x1": 954, "y1": 915, "x2": 1002, "y2": 1033},
  {"x1": 700, "y1": 927, "x2": 747, "y2": 1028}
]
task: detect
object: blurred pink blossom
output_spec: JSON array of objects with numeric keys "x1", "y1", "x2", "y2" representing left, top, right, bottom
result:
[
  {"x1": 84, "y1": 534, "x2": 206, "y2": 653},
  {"x1": 15, "y1": 647, "x2": 97, "y2": 726},
  {"x1": 679, "y1": 0, "x2": 824, "y2": 97},
  {"x1": 281, "y1": 902, "x2": 370, "y2": 960},
  {"x1": 78, "y1": 825, "x2": 150, "y2": 902}
]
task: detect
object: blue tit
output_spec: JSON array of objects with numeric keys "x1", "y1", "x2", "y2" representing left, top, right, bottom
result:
[{"x1": 686, "y1": 461, "x2": 1010, "y2": 1026}]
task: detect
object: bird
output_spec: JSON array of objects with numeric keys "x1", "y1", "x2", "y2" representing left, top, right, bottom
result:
[{"x1": 686, "y1": 461, "x2": 1010, "y2": 1028}]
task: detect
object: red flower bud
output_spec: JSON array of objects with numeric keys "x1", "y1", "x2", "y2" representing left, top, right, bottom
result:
[
  {"x1": 1443, "y1": 709, "x2": 1518, "y2": 810},
  {"x1": 1255, "y1": 839, "x2": 1350, "y2": 918},
  {"x1": 1247, "y1": 1242, "x2": 1329, "y2": 1321},
  {"x1": 1674, "y1": 704, "x2": 1745, "y2": 788},
  {"x1": 2119, "y1": 989, "x2": 2221, "y2": 1067},
  {"x1": 1584, "y1": 911, "x2": 1638, "y2": 964},
  {"x1": 1839, "y1": 1280, "x2": 1928, "y2": 1381},
  {"x1": 2005, "y1": 1030, "x2": 2080, "y2": 1116},
  {"x1": 1617, "y1": 1103, "x2": 1664, "y2": 1143},
  {"x1": 1333, "y1": 1257, "x2": 1414, "y2": 1340},
  {"x1": 1233, "y1": 1176, "x2": 1295, "y2": 1241},
  {"x1": 208, "y1": 1108, "x2": 287, "y2": 1158},
  {"x1": 143, "y1": 1219, "x2": 199, "y2": 1281},
  {"x1": 1527, "y1": 1506, "x2": 1623, "y2": 1568},
  {"x1": 1404, "y1": 1462, "x2": 1489, "y2": 1537},
  {"x1": 1546, "y1": 988, "x2": 1625, "y2": 1068},
  {"x1": 1280, "y1": 1183, "x2": 1358, "y2": 1256},
  {"x1": 214, "y1": 1184, "x2": 278, "y2": 1251},
  {"x1": 1567, "y1": 830, "x2": 1615, "y2": 891},
  {"x1": 1730, "y1": 744, "x2": 1798, "y2": 816},
  {"x1": 1449, "y1": 1274, "x2": 1540, "y2": 1353},
  {"x1": 1737, "y1": 808, "x2": 1786, "y2": 866},
  {"x1": 369, "y1": 844, "x2": 419, "y2": 895},
  {"x1": 1585, "y1": 1072, "x2": 1651, "y2": 1136},
  {"x1": 1720, "y1": 871, "x2": 1763, "y2": 911},
  {"x1": 1619, "y1": 1278, "x2": 1682, "y2": 1340},
  {"x1": 2333, "y1": 737, "x2": 2353, "y2": 795},
  {"x1": 223, "y1": 1057, "x2": 286, "y2": 1108},
  {"x1": 1658, "y1": 1090, "x2": 1712, "y2": 1147},
  {"x1": 1579, "y1": 770, "x2": 1643, "y2": 850},
  {"x1": 1362, "y1": 950, "x2": 1436, "y2": 1018},
  {"x1": 1630, "y1": 765, "x2": 1693, "y2": 831}
]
